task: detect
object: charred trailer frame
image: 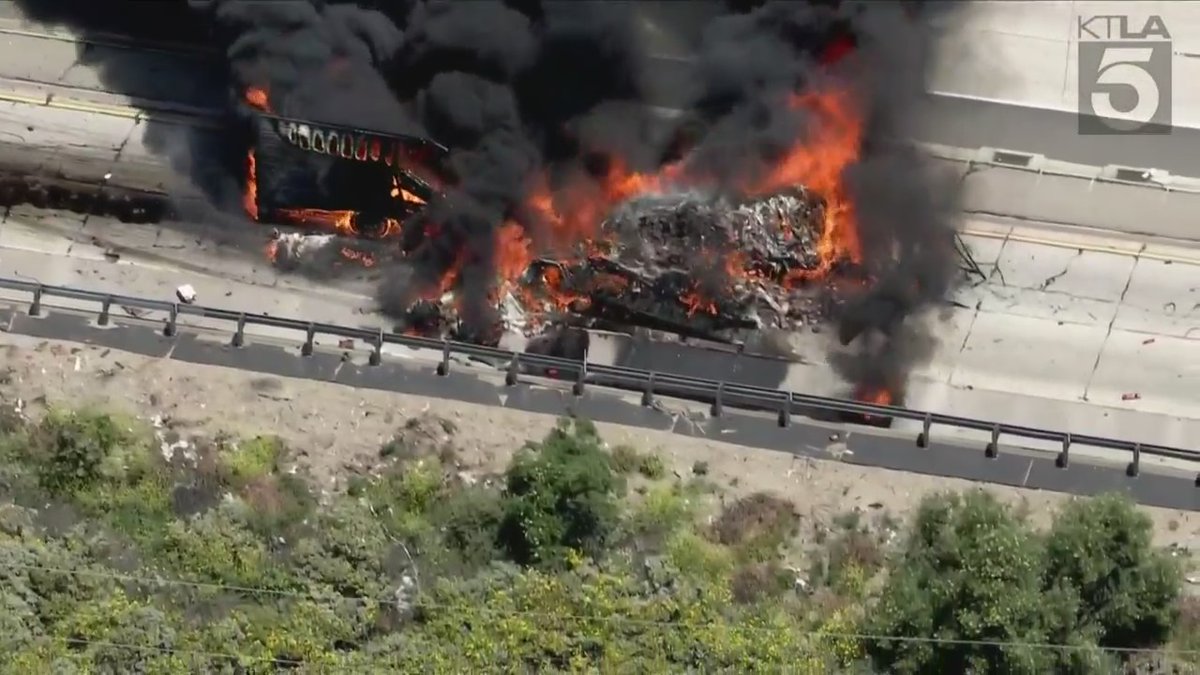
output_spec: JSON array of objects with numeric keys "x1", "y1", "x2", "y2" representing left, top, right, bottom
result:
[{"x1": 249, "y1": 111, "x2": 448, "y2": 237}]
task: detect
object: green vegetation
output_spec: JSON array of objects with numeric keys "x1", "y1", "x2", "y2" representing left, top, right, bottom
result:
[{"x1": 0, "y1": 406, "x2": 1193, "y2": 673}]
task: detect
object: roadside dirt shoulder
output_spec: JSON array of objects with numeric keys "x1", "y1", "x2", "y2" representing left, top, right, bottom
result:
[{"x1": 0, "y1": 332, "x2": 1196, "y2": 561}]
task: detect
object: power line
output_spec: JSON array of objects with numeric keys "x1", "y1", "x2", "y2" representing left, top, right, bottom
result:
[
  {"x1": 8, "y1": 627, "x2": 1200, "y2": 675},
  {"x1": 3, "y1": 560, "x2": 1199, "y2": 659}
]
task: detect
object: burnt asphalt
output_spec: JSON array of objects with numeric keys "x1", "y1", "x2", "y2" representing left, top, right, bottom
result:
[{"x1": 2, "y1": 303, "x2": 1196, "y2": 512}]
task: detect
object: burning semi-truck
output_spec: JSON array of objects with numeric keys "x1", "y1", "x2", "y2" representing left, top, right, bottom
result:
[{"x1": 242, "y1": 88, "x2": 873, "y2": 344}]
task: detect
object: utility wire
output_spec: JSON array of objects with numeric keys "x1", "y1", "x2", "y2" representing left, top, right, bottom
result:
[{"x1": 3, "y1": 560, "x2": 1198, "y2": 659}]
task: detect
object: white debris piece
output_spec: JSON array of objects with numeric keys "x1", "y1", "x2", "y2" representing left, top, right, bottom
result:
[
  {"x1": 499, "y1": 291, "x2": 527, "y2": 332},
  {"x1": 271, "y1": 232, "x2": 336, "y2": 269},
  {"x1": 176, "y1": 284, "x2": 197, "y2": 304}
]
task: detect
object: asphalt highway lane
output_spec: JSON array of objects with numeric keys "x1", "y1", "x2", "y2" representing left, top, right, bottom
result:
[{"x1": 1, "y1": 302, "x2": 1195, "y2": 512}]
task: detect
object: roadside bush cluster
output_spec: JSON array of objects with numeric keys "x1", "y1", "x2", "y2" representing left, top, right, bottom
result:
[
  {"x1": 0, "y1": 406, "x2": 1191, "y2": 673},
  {"x1": 866, "y1": 491, "x2": 1185, "y2": 674}
]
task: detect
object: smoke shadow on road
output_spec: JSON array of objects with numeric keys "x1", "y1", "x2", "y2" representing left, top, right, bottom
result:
[{"x1": 11, "y1": 0, "x2": 250, "y2": 217}]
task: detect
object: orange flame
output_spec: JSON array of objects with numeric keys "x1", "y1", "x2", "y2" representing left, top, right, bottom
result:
[
  {"x1": 239, "y1": 85, "x2": 411, "y2": 268},
  {"x1": 489, "y1": 86, "x2": 866, "y2": 314},
  {"x1": 245, "y1": 86, "x2": 270, "y2": 111},
  {"x1": 244, "y1": 150, "x2": 259, "y2": 220},
  {"x1": 243, "y1": 86, "x2": 270, "y2": 223},
  {"x1": 852, "y1": 383, "x2": 896, "y2": 426},
  {"x1": 243, "y1": 81, "x2": 868, "y2": 300},
  {"x1": 855, "y1": 385, "x2": 893, "y2": 407}
]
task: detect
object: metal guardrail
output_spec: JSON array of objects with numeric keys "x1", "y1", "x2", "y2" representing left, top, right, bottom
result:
[{"x1": 0, "y1": 277, "x2": 1196, "y2": 481}]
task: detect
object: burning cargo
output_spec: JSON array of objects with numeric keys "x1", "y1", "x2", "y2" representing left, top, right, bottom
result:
[
  {"x1": 241, "y1": 86, "x2": 869, "y2": 346},
  {"x1": 503, "y1": 188, "x2": 842, "y2": 339}
]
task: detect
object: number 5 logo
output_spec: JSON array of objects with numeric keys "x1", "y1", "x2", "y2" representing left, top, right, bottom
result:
[{"x1": 1091, "y1": 47, "x2": 1159, "y2": 123}]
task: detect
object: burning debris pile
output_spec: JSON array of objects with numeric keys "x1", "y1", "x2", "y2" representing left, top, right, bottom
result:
[
  {"x1": 382, "y1": 187, "x2": 845, "y2": 342},
  {"x1": 255, "y1": 79, "x2": 875, "y2": 346}
]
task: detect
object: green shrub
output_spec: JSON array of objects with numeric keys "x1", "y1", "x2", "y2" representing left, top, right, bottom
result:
[
  {"x1": 429, "y1": 485, "x2": 505, "y2": 576},
  {"x1": 0, "y1": 403, "x2": 1192, "y2": 673},
  {"x1": 816, "y1": 525, "x2": 885, "y2": 599},
  {"x1": 626, "y1": 482, "x2": 697, "y2": 544},
  {"x1": 1043, "y1": 494, "x2": 1182, "y2": 650},
  {"x1": 498, "y1": 418, "x2": 624, "y2": 567},
  {"x1": 360, "y1": 459, "x2": 445, "y2": 541},
  {"x1": 55, "y1": 590, "x2": 187, "y2": 673},
  {"x1": 609, "y1": 444, "x2": 642, "y2": 475},
  {"x1": 665, "y1": 530, "x2": 732, "y2": 582},
  {"x1": 237, "y1": 472, "x2": 316, "y2": 536},
  {"x1": 636, "y1": 453, "x2": 666, "y2": 480},
  {"x1": 75, "y1": 472, "x2": 174, "y2": 547},
  {"x1": 865, "y1": 490, "x2": 1053, "y2": 674},
  {"x1": 32, "y1": 410, "x2": 125, "y2": 495},
  {"x1": 1170, "y1": 596, "x2": 1200, "y2": 663},
  {"x1": 0, "y1": 530, "x2": 114, "y2": 628},
  {"x1": 290, "y1": 498, "x2": 392, "y2": 599},
  {"x1": 730, "y1": 561, "x2": 792, "y2": 603},
  {"x1": 219, "y1": 436, "x2": 284, "y2": 485},
  {"x1": 162, "y1": 503, "x2": 288, "y2": 592},
  {"x1": 711, "y1": 492, "x2": 799, "y2": 562}
]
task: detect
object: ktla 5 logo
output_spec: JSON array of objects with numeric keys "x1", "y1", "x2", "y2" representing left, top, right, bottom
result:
[{"x1": 1077, "y1": 15, "x2": 1172, "y2": 135}]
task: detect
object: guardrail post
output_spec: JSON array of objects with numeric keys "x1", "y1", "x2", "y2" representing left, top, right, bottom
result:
[
  {"x1": 300, "y1": 323, "x2": 315, "y2": 357},
  {"x1": 28, "y1": 285, "x2": 42, "y2": 316},
  {"x1": 97, "y1": 295, "x2": 112, "y2": 326},
  {"x1": 572, "y1": 361, "x2": 586, "y2": 396},
  {"x1": 435, "y1": 340, "x2": 450, "y2": 376},
  {"x1": 163, "y1": 304, "x2": 178, "y2": 337},
  {"x1": 641, "y1": 372, "x2": 656, "y2": 407},
  {"x1": 231, "y1": 314, "x2": 246, "y2": 347},
  {"x1": 985, "y1": 424, "x2": 1001, "y2": 458},
  {"x1": 1126, "y1": 443, "x2": 1140, "y2": 478},
  {"x1": 505, "y1": 354, "x2": 520, "y2": 386},
  {"x1": 711, "y1": 381, "x2": 724, "y2": 418},
  {"x1": 1056, "y1": 434, "x2": 1071, "y2": 469},
  {"x1": 916, "y1": 413, "x2": 932, "y2": 448},
  {"x1": 369, "y1": 329, "x2": 383, "y2": 366},
  {"x1": 777, "y1": 395, "x2": 791, "y2": 428}
]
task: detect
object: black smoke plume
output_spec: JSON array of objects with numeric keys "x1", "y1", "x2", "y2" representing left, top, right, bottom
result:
[
  {"x1": 12, "y1": 0, "x2": 965, "y2": 401},
  {"x1": 671, "y1": 0, "x2": 965, "y2": 401}
]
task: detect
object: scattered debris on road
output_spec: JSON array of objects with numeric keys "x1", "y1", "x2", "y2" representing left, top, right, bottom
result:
[{"x1": 176, "y1": 284, "x2": 197, "y2": 304}]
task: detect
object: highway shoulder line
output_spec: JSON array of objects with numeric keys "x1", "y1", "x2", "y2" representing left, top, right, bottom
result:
[{"x1": 0, "y1": 80, "x2": 220, "y2": 125}]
